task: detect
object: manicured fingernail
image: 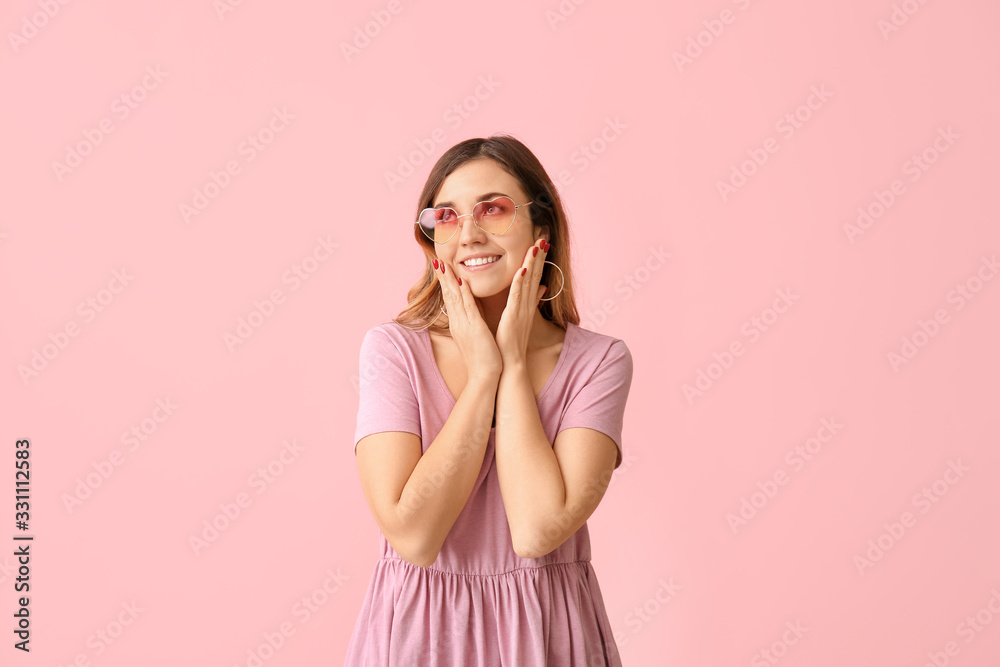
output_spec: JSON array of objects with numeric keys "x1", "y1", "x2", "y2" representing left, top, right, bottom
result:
[
  {"x1": 533, "y1": 246, "x2": 538, "y2": 257},
  {"x1": 521, "y1": 267, "x2": 527, "y2": 276},
  {"x1": 433, "y1": 259, "x2": 438, "y2": 270},
  {"x1": 442, "y1": 263, "x2": 446, "y2": 274},
  {"x1": 458, "y1": 277, "x2": 462, "y2": 286}
]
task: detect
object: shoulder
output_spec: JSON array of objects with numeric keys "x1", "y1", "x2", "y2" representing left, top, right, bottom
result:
[
  {"x1": 567, "y1": 322, "x2": 632, "y2": 369},
  {"x1": 361, "y1": 320, "x2": 420, "y2": 345},
  {"x1": 359, "y1": 321, "x2": 424, "y2": 362},
  {"x1": 554, "y1": 323, "x2": 633, "y2": 394}
]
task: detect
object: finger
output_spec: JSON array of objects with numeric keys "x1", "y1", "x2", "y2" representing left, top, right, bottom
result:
[
  {"x1": 454, "y1": 265, "x2": 477, "y2": 320},
  {"x1": 532, "y1": 239, "x2": 547, "y2": 286},
  {"x1": 435, "y1": 258, "x2": 460, "y2": 323},
  {"x1": 455, "y1": 268, "x2": 489, "y2": 326},
  {"x1": 539, "y1": 240, "x2": 553, "y2": 301},
  {"x1": 443, "y1": 259, "x2": 477, "y2": 325},
  {"x1": 515, "y1": 240, "x2": 546, "y2": 309},
  {"x1": 510, "y1": 253, "x2": 530, "y2": 309}
]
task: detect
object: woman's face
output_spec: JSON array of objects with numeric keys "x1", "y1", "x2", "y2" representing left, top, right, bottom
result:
[{"x1": 431, "y1": 158, "x2": 546, "y2": 298}]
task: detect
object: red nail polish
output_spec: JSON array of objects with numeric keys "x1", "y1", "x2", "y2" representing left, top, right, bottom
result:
[
  {"x1": 442, "y1": 263, "x2": 446, "y2": 274},
  {"x1": 521, "y1": 267, "x2": 527, "y2": 276},
  {"x1": 545, "y1": 242, "x2": 551, "y2": 252},
  {"x1": 458, "y1": 277, "x2": 462, "y2": 286},
  {"x1": 533, "y1": 246, "x2": 538, "y2": 257},
  {"x1": 433, "y1": 259, "x2": 438, "y2": 270}
]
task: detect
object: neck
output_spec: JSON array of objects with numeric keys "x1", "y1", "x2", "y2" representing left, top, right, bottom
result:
[{"x1": 475, "y1": 287, "x2": 549, "y2": 344}]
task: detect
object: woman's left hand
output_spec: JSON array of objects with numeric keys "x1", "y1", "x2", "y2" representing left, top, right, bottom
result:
[{"x1": 495, "y1": 238, "x2": 550, "y2": 366}]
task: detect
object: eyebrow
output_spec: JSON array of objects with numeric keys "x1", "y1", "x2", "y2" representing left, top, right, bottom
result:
[{"x1": 431, "y1": 192, "x2": 510, "y2": 209}]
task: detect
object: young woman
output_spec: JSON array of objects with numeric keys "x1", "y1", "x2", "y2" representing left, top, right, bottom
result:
[{"x1": 346, "y1": 134, "x2": 633, "y2": 666}]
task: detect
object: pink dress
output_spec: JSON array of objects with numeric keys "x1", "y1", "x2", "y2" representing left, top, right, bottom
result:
[{"x1": 346, "y1": 320, "x2": 633, "y2": 666}]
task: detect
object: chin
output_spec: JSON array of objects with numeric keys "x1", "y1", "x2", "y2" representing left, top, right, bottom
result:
[{"x1": 466, "y1": 278, "x2": 511, "y2": 300}]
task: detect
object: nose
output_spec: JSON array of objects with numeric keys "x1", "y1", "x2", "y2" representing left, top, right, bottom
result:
[{"x1": 456, "y1": 210, "x2": 487, "y2": 245}]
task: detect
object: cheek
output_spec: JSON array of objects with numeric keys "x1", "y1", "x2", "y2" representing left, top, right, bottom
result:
[{"x1": 502, "y1": 262, "x2": 521, "y2": 281}]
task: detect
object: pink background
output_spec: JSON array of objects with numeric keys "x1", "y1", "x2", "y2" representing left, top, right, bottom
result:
[{"x1": 2, "y1": 0, "x2": 999, "y2": 665}]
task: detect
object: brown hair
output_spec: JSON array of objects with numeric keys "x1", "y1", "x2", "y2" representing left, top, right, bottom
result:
[{"x1": 394, "y1": 134, "x2": 580, "y2": 335}]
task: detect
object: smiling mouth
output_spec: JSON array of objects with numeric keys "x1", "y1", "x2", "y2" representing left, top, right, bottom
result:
[{"x1": 461, "y1": 255, "x2": 501, "y2": 268}]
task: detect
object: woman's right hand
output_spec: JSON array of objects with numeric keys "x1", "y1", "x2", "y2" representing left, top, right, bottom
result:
[{"x1": 434, "y1": 258, "x2": 503, "y2": 382}]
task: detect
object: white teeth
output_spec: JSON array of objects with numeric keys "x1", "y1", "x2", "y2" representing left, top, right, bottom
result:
[{"x1": 463, "y1": 255, "x2": 500, "y2": 266}]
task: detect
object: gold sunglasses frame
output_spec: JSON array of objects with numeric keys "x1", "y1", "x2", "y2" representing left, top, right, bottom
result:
[{"x1": 415, "y1": 197, "x2": 534, "y2": 244}]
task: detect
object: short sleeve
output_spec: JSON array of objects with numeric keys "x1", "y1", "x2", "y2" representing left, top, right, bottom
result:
[
  {"x1": 557, "y1": 339, "x2": 633, "y2": 469},
  {"x1": 353, "y1": 327, "x2": 421, "y2": 454}
]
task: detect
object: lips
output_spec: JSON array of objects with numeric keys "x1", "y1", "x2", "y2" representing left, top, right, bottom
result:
[{"x1": 461, "y1": 255, "x2": 501, "y2": 268}]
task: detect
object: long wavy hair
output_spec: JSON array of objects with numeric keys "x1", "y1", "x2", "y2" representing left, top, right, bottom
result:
[{"x1": 395, "y1": 134, "x2": 580, "y2": 336}]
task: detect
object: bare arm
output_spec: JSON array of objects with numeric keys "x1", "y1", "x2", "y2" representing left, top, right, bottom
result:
[
  {"x1": 356, "y1": 374, "x2": 499, "y2": 567},
  {"x1": 494, "y1": 362, "x2": 618, "y2": 559}
]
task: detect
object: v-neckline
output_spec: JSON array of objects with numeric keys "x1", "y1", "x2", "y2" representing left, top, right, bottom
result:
[{"x1": 422, "y1": 322, "x2": 574, "y2": 411}]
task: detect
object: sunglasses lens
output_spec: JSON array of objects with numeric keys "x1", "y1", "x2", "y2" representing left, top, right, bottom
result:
[
  {"x1": 418, "y1": 207, "x2": 458, "y2": 243},
  {"x1": 473, "y1": 197, "x2": 516, "y2": 234}
]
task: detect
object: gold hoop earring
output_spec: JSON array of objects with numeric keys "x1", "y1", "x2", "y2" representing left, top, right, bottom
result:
[{"x1": 539, "y1": 260, "x2": 564, "y2": 301}]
